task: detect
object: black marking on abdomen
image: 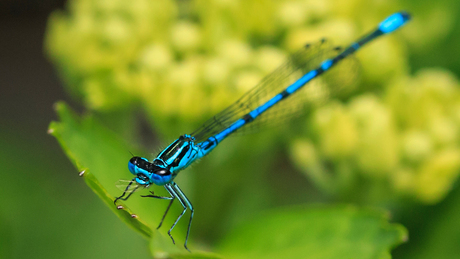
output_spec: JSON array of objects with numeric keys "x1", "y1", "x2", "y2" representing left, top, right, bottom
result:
[
  {"x1": 203, "y1": 137, "x2": 218, "y2": 151},
  {"x1": 315, "y1": 67, "x2": 324, "y2": 76},
  {"x1": 243, "y1": 114, "x2": 254, "y2": 123},
  {"x1": 280, "y1": 90, "x2": 290, "y2": 99}
]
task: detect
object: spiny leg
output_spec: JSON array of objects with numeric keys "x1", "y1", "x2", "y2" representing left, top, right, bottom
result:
[
  {"x1": 158, "y1": 198, "x2": 175, "y2": 229},
  {"x1": 164, "y1": 184, "x2": 182, "y2": 245},
  {"x1": 141, "y1": 184, "x2": 175, "y2": 229},
  {"x1": 142, "y1": 182, "x2": 193, "y2": 251},
  {"x1": 172, "y1": 182, "x2": 194, "y2": 252},
  {"x1": 164, "y1": 183, "x2": 193, "y2": 251},
  {"x1": 114, "y1": 182, "x2": 139, "y2": 204}
]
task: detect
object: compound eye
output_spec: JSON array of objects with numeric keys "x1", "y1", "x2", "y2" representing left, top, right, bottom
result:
[
  {"x1": 156, "y1": 169, "x2": 171, "y2": 176},
  {"x1": 130, "y1": 156, "x2": 144, "y2": 165},
  {"x1": 129, "y1": 157, "x2": 138, "y2": 165}
]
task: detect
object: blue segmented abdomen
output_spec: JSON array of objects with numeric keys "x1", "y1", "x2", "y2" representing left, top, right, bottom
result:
[{"x1": 191, "y1": 11, "x2": 411, "y2": 158}]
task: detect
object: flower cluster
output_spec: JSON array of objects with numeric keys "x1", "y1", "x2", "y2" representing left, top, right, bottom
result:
[{"x1": 292, "y1": 70, "x2": 460, "y2": 203}]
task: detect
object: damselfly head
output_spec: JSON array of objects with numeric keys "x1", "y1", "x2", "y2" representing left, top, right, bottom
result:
[
  {"x1": 128, "y1": 156, "x2": 154, "y2": 185},
  {"x1": 127, "y1": 156, "x2": 172, "y2": 186}
]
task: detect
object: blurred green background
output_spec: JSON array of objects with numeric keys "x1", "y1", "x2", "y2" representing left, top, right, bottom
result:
[{"x1": 2, "y1": 0, "x2": 460, "y2": 258}]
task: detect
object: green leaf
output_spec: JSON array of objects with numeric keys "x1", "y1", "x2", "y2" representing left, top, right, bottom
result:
[
  {"x1": 49, "y1": 102, "x2": 152, "y2": 238},
  {"x1": 217, "y1": 205, "x2": 407, "y2": 259},
  {"x1": 48, "y1": 102, "x2": 213, "y2": 257},
  {"x1": 82, "y1": 171, "x2": 152, "y2": 238},
  {"x1": 49, "y1": 102, "x2": 406, "y2": 258}
]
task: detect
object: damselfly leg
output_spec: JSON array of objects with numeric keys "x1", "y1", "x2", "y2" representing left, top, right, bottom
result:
[
  {"x1": 142, "y1": 182, "x2": 194, "y2": 252},
  {"x1": 114, "y1": 179, "x2": 140, "y2": 204},
  {"x1": 141, "y1": 190, "x2": 175, "y2": 229}
]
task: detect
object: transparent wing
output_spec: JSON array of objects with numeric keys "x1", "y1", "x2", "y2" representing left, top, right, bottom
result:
[
  {"x1": 239, "y1": 46, "x2": 359, "y2": 135},
  {"x1": 115, "y1": 179, "x2": 145, "y2": 193},
  {"x1": 190, "y1": 39, "x2": 359, "y2": 142}
]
